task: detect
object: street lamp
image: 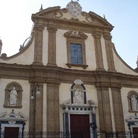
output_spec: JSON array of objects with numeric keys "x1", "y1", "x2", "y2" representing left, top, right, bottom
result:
[{"x1": 30, "y1": 83, "x2": 40, "y2": 138}]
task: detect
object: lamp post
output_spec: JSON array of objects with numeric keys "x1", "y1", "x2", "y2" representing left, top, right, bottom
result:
[{"x1": 30, "y1": 83, "x2": 40, "y2": 138}]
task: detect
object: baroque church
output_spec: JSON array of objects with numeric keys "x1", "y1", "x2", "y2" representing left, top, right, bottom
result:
[{"x1": 0, "y1": 1, "x2": 138, "y2": 138}]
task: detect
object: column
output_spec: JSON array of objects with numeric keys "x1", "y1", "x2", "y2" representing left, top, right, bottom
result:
[
  {"x1": 47, "y1": 83, "x2": 60, "y2": 131},
  {"x1": 111, "y1": 87, "x2": 125, "y2": 132},
  {"x1": 33, "y1": 25, "x2": 44, "y2": 65},
  {"x1": 103, "y1": 32, "x2": 116, "y2": 72},
  {"x1": 92, "y1": 32, "x2": 104, "y2": 71},
  {"x1": 96, "y1": 87, "x2": 112, "y2": 132},
  {"x1": 47, "y1": 26, "x2": 57, "y2": 66}
]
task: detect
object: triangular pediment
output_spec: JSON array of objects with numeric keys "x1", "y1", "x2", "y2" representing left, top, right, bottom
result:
[
  {"x1": 0, "y1": 110, "x2": 28, "y2": 121},
  {"x1": 32, "y1": 6, "x2": 61, "y2": 18},
  {"x1": 32, "y1": 6, "x2": 113, "y2": 30}
]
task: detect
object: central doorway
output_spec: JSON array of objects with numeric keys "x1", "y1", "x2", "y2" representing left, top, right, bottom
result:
[
  {"x1": 70, "y1": 114, "x2": 90, "y2": 138},
  {"x1": 4, "y1": 127, "x2": 19, "y2": 138},
  {"x1": 133, "y1": 127, "x2": 138, "y2": 138}
]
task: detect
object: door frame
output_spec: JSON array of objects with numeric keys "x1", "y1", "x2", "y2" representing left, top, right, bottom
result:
[
  {"x1": 69, "y1": 113, "x2": 91, "y2": 138},
  {"x1": 1, "y1": 124, "x2": 23, "y2": 138},
  {"x1": 62, "y1": 105, "x2": 97, "y2": 138}
]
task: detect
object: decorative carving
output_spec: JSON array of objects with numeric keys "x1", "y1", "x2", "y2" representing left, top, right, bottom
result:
[
  {"x1": 54, "y1": 10, "x2": 63, "y2": 18},
  {"x1": 34, "y1": 24, "x2": 44, "y2": 32},
  {"x1": 92, "y1": 32, "x2": 102, "y2": 39},
  {"x1": 74, "y1": 79, "x2": 83, "y2": 84},
  {"x1": 103, "y1": 33, "x2": 112, "y2": 40},
  {"x1": 47, "y1": 26, "x2": 57, "y2": 33},
  {"x1": 81, "y1": 12, "x2": 95, "y2": 23},
  {"x1": 66, "y1": 1, "x2": 82, "y2": 19},
  {"x1": 73, "y1": 89, "x2": 83, "y2": 104},
  {"x1": 64, "y1": 31, "x2": 88, "y2": 39}
]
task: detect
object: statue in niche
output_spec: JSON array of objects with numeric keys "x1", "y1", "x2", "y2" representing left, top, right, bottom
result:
[
  {"x1": 131, "y1": 94, "x2": 138, "y2": 111},
  {"x1": 9, "y1": 87, "x2": 18, "y2": 106},
  {"x1": 73, "y1": 89, "x2": 83, "y2": 104}
]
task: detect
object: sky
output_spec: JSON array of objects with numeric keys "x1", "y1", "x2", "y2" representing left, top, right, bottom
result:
[{"x1": 0, "y1": 0, "x2": 138, "y2": 69}]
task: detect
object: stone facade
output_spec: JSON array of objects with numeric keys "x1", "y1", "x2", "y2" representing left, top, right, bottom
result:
[{"x1": 0, "y1": 2, "x2": 138, "y2": 138}]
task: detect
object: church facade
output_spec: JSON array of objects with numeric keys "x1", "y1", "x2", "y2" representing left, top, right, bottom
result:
[{"x1": 0, "y1": 1, "x2": 138, "y2": 138}]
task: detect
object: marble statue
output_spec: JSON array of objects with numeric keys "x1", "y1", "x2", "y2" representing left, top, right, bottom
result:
[
  {"x1": 131, "y1": 95, "x2": 138, "y2": 111},
  {"x1": 9, "y1": 87, "x2": 18, "y2": 106},
  {"x1": 73, "y1": 89, "x2": 83, "y2": 104}
]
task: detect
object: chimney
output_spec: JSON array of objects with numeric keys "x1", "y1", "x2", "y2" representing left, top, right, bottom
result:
[{"x1": 0, "y1": 39, "x2": 2, "y2": 55}]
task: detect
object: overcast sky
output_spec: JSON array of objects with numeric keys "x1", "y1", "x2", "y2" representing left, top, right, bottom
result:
[{"x1": 0, "y1": 0, "x2": 138, "y2": 69}]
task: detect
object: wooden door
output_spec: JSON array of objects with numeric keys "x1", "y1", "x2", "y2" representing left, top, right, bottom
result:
[
  {"x1": 4, "y1": 127, "x2": 19, "y2": 138},
  {"x1": 133, "y1": 127, "x2": 138, "y2": 138},
  {"x1": 70, "y1": 114, "x2": 90, "y2": 138}
]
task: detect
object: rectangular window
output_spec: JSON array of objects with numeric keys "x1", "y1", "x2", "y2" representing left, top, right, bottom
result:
[{"x1": 70, "y1": 43, "x2": 83, "y2": 64}]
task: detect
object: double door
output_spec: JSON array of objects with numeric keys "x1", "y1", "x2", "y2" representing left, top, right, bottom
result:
[
  {"x1": 70, "y1": 114, "x2": 90, "y2": 138},
  {"x1": 4, "y1": 127, "x2": 19, "y2": 138}
]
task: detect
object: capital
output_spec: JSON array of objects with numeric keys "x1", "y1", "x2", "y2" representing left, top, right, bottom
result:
[
  {"x1": 47, "y1": 26, "x2": 57, "y2": 33},
  {"x1": 92, "y1": 32, "x2": 102, "y2": 39},
  {"x1": 103, "y1": 33, "x2": 112, "y2": 40}
]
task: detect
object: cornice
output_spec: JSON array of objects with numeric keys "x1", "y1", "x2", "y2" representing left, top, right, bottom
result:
[
  {"x1": 0, "y1": 63, "x2": 138, "y2": 88},
  {"x1": 32, "y1": 16, "x2": 112, "y2": 33}
]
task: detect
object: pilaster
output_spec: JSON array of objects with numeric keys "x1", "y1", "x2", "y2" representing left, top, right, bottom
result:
[
  {"x1": 111, "y1": 87, "x2": 125, "y2": 132},
  {"x1": 33, "y1": 25, "x2": 44, "y2": 65},
  {"x1": 92, "y1": 31, "x2": 104, "y2": 71},
  {"x1": 96, "y1": 86, "x2": 112, "y2": 132},
  {"x1": 47, "y1": 26, "x2": 57, "y2": 66},
  {"x1": 103, "y1": 32, "x2": 116, "y2": 72},
  {"x1": 47, "y1": 83, "x2": 60, "y2": 131}
]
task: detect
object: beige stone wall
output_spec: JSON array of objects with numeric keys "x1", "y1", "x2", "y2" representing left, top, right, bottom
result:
[
  {"x1": 121, "y1": 87, "x2": 138, "y2": 131},
  {"x1": 56, "y1": 29, "x2": 97, "y2": 70},
  {"x1": 113, "y1": 50, "x2": 138, "y2": 75},
  {"x1": 56, "y1": 30, "x2": 67, "y2": 68},
  {"x1": 0, "y1": 41, "x2": 34, "y2": 65},
  {"x1": 59, "y1": 83, "x2": 99, "y2": 131},
  {"x1": 0, "y1": 79, "x2": 30, "y2": 131}
]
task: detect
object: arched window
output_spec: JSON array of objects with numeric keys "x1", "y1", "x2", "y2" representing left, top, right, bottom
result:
[
  {"x1": 71, "y1": 79, "x2": 86, "y2": 104},
  {"x1": 128, "y1": 91, "x2": 138, "y2": 112},
  {"x1": 4, "y1": 82, "x2": 22, "y2": 108}
]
